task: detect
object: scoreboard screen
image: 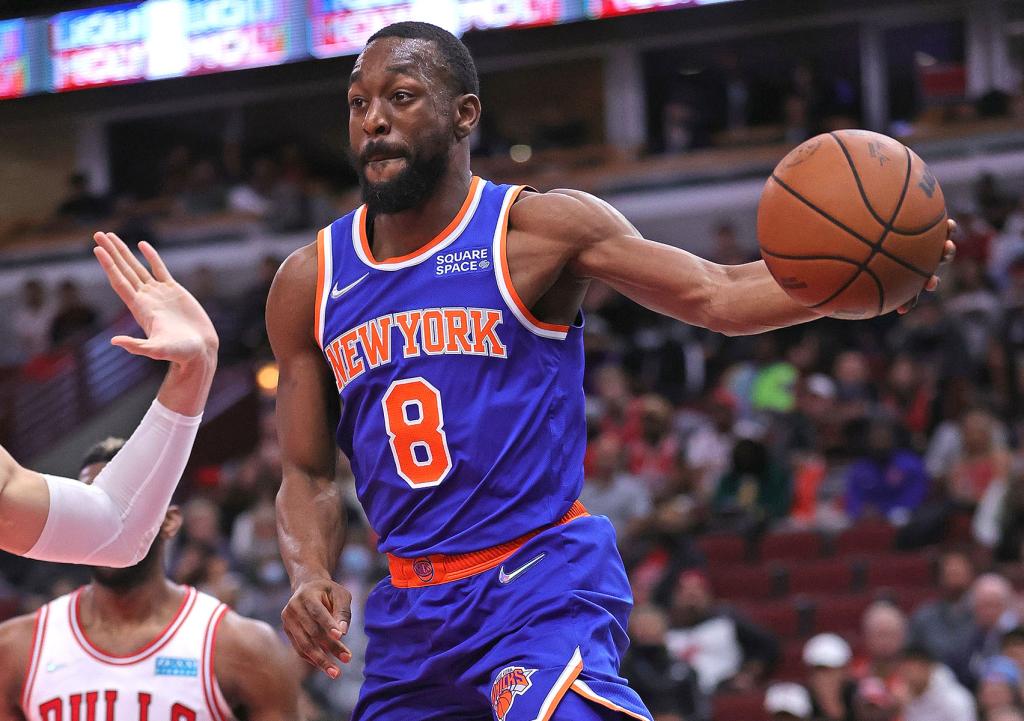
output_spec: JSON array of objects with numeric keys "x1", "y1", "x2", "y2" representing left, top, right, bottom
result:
[{"x1": 0, "y1": 18, "x2": 28, "y2": 99}]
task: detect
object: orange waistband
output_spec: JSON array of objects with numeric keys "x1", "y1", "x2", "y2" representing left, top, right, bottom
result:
[{"x1": 387, "y1": 500, "x2": 589, "y2": 588}]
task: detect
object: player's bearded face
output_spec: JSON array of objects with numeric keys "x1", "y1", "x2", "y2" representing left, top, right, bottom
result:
[
  {"x1": 91, "y1": 537, "x2": 163, "y2": 590},
  {"x1": 353, "y1": 123, "x2": 452, "y2": 215}
]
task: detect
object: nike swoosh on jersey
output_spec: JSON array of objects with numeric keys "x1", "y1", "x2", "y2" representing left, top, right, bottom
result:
[
  {"x1": 497, "y1": 552, "x2": 546, "y2": 584},
  {"x1": 331, "y1": 273, "x2": 370, "y2": 299}
]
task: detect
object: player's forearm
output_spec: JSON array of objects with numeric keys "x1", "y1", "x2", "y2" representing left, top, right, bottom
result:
[
  {"x1": 277, "y1": 471, "x2": 346, "y2": 587},
  {"x1": 708, "y1": 260, "x2": 823, "y2": 336},
  {"x1": 155, "y1": 345, "x2": 218, "y2": 416}
]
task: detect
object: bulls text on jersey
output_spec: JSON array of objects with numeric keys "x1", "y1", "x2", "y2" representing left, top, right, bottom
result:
[{"x1": 36, "y1": 691, "x2": 197, "y2": 721}]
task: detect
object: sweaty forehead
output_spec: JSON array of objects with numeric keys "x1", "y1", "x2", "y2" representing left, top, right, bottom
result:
[{"x1": 351, "y1": 37, "x2": 446, "y2": 89}]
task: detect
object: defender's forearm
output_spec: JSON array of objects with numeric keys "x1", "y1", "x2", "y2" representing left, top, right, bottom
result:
[
  {"x1": 277, "y1": 471, "x2": 346, "y2": 588},
  {"x1": 710, "y1": 261, "x2": 823, "y2": 336}
]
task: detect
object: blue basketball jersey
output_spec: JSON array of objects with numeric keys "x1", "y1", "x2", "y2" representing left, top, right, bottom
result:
[{"x1": 314, "y1": 177, "x2": 586, "y2": 557}]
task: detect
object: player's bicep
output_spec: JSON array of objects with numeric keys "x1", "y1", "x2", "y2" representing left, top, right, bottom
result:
[
  {"x1": 0, "y1": 455, "x2": 50, "y2": 555},
  {"x1": 214, "y1": 615, "x2": 301, "y2": 721}
]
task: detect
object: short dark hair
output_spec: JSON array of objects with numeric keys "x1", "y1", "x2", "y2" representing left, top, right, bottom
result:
[
  {"x1": 1002, "y1": 626, "x2": 1024, "y2": 648},
  {"x1": 81, "y1": 437, "x2": 125, "y2": 471},
  {"x1": 366, "y1": 22, "x2": 479, "y2": 97},
  {"x1": 900, "y1": 644, "x2": 934, "y2": 662}
]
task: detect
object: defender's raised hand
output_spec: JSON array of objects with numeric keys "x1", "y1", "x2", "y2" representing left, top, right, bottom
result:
[{"x1": 93, "y1": 232, "x2": 218, "y2": 364}]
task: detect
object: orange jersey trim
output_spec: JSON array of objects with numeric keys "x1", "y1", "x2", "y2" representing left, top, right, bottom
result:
[
  {"x1": 358, "y1": 176, "x2": 482, "y2": 266},
  {"x1": 497, "y1": 186, "x2": 571, "y2": 335},
  {"x1": 314, "y1": 228, "x2": 327, "y2": 346},
  {"x1": 387, "y1": 500, "x2": 588, "y2": 587}
]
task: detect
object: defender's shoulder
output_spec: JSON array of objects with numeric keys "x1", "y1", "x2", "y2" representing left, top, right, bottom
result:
[{"x1": 508, "y1": 187, "x2": 633, "y2": 248}]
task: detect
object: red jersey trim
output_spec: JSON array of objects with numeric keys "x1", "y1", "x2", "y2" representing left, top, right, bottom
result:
[
  {"x1": 353, "y1": 176, "x2": 483, "y2": 270},
  {"x1": 69, "y1": 586, "x2": 197, "y2": 666},
  {"x1": 20, "y1": 603, "x2": 49, "y2": 712},
  {"x1": 201, "y1": 603, "x2": 231, "y2": 721}
]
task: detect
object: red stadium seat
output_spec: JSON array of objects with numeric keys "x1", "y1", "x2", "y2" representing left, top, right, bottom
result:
[
  {"x1": 734, "y1": 601, "x2": 802, "y2": 638},
  {"x1": 787, "y1": 560, "x2": 855, "y2": 596},
  {"x1": 708, "y1": 566, "x2": 781, "y2": 601},
  {"x1": 810, "y1": 594, "x2": 874, "y2": 635},
  {"x1": 713, "y1": 691, "x2": 767, "y2": 721},
  {"x1": 835, "y1": 522, "x2": 897, "y2": 556},
  {"x1": 892, "y1": 586, "x2": 938, "y2": 614},
  {"x1": 699, "y1": 534, "x2": 749, "y2": 566},
  {"x1": 759, "y1": 530, "x2": 826, "y2": 562},
  {"x1": 865, "y1": 554, "x2": 934, "y2": 589}
]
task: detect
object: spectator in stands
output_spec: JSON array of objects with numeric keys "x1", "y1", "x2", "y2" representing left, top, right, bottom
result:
[
  {"x1": 579, "y1": 433, "x2": 652, "y2": 540},
  {"x1": 803, "y1": 633, "x2": 856, "y2": 721},
  {"x1": 844, "y1": 417, "x2": 928, "y2": 525},
  {"x1": 927, "y1": 407, "x2": 1010, "y2": 503},
  {"x1": 909, "y1": 550, "x2": 977, "y2": 685},
  {"x1": 712, "y1": 437, "x2": 791, "y2": 530},
  {"x1": 764, "y1": 682, "x2": 813, "y2": 720},
  {"x1": 856, "y1": 602, "x2": 908, "y2": 690},
  {"x1": 977, "y1": 656, "x2": 1024, "y2": 720},
  {"x1": 12, "y1": 279, "x2": 53, "y2": 360},
  {"x1": 833, "y1": 351, "x2": 874, "y2": 423},
  {"x1": 662, "y1": 100, "x2": 699, "y2": 154},
  {"x1": 946, "y1": 259, "x2": 1002, "y2": 373},
  {"x1": 968, "y1": 574, "x2": 1022, "y2": 679},
  {"x1": 852, "y1": 677, "x2": 899, "y2": 721},
  {"x1": 55, "y1": 172, "x2": 110, "y2": 225},
  {"x1": 991, "y1": 708, "x2": 1024, "y2": 721},
  {"x1": 626, "y1": 394, "x2": 682, "y2": 493},
  {"x1": 994, "y1": 256, "x2": 1024, "y2": 418},
  {"x1": 228, "y1": 155, "x2": 279, "y2": 219},
  {"x1": 238, "y1": 255, "x2": 282, "y2": 357},
  {"x1": 879, "y1": 355, "x2": 933, "y2": 444},
  {"x1": 620, "y1": 605, "x2": 707, "y2": 721},
  {"x1": 685, "y1": 389, "x2": 738, "y2": 500},
  {"x1": 1000, "y1": 626, "x2": 1024, "y2": 679},
  {"x1": 896, "y1": 644, "x2": 977, "y2": 721},
  {"x1": 49, "y1": 279, "x2": 98, "y2": 348},
  {"x1": 663, "y1": 570, "x2": 779, "y2": 694},
  {"x1": 179, "y1": 158, "x2": 227, "y2": 215}
]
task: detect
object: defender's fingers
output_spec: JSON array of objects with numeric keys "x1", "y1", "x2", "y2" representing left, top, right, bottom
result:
[
  {"x1": 306, "y1": 596, "x2": 345, "y2": 635},
  {"x1": 925, "y1": 276, "x2": 939, "y2": 292},
  {"x1": 93, "y1": 246, "x2": 137, "y2": 306},
  {"x1": 284, "y1": 625, "x2": 340, "y2": 678},
  {"x1": 95, "y1": 233, "x2": 141, "y2": 291},
  {"x1": 942, "y1": 238, "x2": 956, "y2": 263},
  {"x1": 109, "y1": 233, "x2": 152, "y2": 285},
  {"x1": 139, "y1": 241, "x2": 172, "y2": 282}
]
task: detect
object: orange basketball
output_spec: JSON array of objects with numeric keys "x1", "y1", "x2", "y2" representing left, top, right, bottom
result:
[{"x1": 757, "y1": 130, "x2": 947, "y2": 319}]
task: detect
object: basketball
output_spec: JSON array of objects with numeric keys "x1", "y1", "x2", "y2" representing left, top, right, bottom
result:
[{"x1": 757, "y1": 130, "x2": 947, "y2": 319}]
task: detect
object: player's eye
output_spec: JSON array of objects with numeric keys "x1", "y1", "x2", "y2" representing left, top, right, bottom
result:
[
  {"x1": 349, "y1": 97, "x2": 366, "y2": 110},
  {"x1": 392, "y1": 91, "x2": 412, "y2": 103}
]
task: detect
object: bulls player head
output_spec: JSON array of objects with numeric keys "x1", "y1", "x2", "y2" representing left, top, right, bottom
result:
[
  {"x1": 78, "y1": 437, "x2": 183, "y2": 590},
  {"x1": 347, "y1": 22, "x2": 480, "y2": 215}
]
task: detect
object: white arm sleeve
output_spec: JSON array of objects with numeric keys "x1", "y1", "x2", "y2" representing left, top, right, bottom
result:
[{"x1": 24, "y1": 400, "x2": 202, "y2": 567}]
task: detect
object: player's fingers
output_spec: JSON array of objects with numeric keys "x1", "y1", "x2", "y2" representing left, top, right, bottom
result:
[
  {"x1": 925, "y1": 275, "x2": 939, "y2": 292},
  {"x1": 305, "y1": 595, "x2": 346, "y2": 639},
  {"x1": 109, "y1": 232, "x2": 153, "y2": 285},
  {"x1": 93, "y1": 246, "x2": 137, "y2": 307},
  {"x1": 329, "y1": 587, "x2": 353, "y2": 636},
  {"x1": 95, "y1": 233, "x2": 141, "y2": 290},
  {"x1": 110, "y1": 335, "x2": 155, "y2": 357},
  {"x1": 138, "y1": 241, "x2": 173, "y2": 282},
  {"x1": 941, "y1": 238, "x2": 956, "y2": 264},
  {"x1": 946, "y1": 218, "x2": 958, "y2": 237},
  {"x1": 283, "y1": 624, "x2": 340, "y2": 679}
]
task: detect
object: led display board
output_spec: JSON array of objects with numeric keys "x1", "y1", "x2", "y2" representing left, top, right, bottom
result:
[{"x1": 0, "y1": 18, "x2": 28, "y2": 99}]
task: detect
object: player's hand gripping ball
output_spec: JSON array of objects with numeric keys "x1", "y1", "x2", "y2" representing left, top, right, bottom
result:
[{"x1": 757, "y1": 130, "x2": 950, "y2": 319}]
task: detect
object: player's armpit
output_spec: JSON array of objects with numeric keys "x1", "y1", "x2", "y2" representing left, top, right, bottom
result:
[
  {"x1": 0, "y1": 614, "x2": 37, "y2": 721},
  {"x1": 213, "y1": 612, "x2": 302, "y2": 721},
  {"x1": 518, "y1": 189, "x2": 820, "y2": 336}
]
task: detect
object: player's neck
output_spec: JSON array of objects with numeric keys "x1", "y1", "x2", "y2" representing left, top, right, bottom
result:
[
  {"x1": 85, "y1": 576, "x2": 184, "y2": 625},
  {"x1": 368, "y1": 164, "x2": 472, "y2": 259}
]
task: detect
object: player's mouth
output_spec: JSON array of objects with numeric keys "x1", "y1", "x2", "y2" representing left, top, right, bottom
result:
[{"x1": 363, "y1": 155, "x2": 408, "y2": 179}]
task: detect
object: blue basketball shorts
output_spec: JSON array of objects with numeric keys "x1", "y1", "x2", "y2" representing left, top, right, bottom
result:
[{"x1": 352, "y1": 514, "x2": 653, "y2": 721}]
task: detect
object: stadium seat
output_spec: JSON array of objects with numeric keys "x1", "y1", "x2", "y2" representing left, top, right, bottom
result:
[
  {"x1": 698, "y1": 534, "x2": 749, "y2": 566},
  {"x1": 734, "y1": 600, "x2": 803, "y2": 637},
  {"x1": 787, "y1": 560, "x2": 855, "y2": 596},
  {"x1": 810, "y1": 594, "x2": 874, "y2": 635},
  {"x1": 835, "y1": 522, "x2": 897, "y2": 556},
  {"x1": 759, "y1": 530, "x2": 825, "y2": 562},
  {"x1": 713, "y1": 690, "x2": 766, "y2": 721},
  {"x1": 708, "y1": 565, "x2": 782, "y2": 601},
  {"x1": 864, "y1": 554, "x2": 934, "y2": 589}
]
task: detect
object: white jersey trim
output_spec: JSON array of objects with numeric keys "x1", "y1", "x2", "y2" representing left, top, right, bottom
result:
[
  {"x1": 571, "y1": 680, "x2": 652, "y2": 720},
  {"x1": 315, "y1": 225, "x2": 334, "y2": 348},
  {"x1": 531, "y1": 646, "x2": 583, "y2": 721}
]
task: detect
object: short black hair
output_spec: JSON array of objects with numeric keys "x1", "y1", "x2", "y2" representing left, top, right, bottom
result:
[
  {"x1": 366, "y1": 22, "x2": 479, "y2": 97},
  {"x1": 80, "y1": 437, "x2": 125, "y2": 471},
  {"x1": 900, "y1": 644, "x2": 934, "y2": 662},
  {"x1": 1003, "y1": 626, "x2": 1024, "y2": 648}
]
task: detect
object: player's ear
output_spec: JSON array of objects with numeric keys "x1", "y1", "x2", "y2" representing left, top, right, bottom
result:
[
  {"x1": 161, "y1": 506, "x2": 184, "y2": 539},
  {"x1": 454, "y1": 93, "x2": 481, "y2": 140}
]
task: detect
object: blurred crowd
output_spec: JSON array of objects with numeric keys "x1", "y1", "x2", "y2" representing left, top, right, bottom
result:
[{"x1": 1, "y1": 168, "x2": 1024, "y2": 721}]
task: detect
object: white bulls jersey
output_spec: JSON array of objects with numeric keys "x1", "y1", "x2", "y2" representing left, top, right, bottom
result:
[{"x1": 21, "y1": 586, "x2": 237, "y2": 721}]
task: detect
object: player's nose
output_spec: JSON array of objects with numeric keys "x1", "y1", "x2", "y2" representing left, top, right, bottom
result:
[{"x1": 362, "y1": 97, "x2": 390, "y2": 136}]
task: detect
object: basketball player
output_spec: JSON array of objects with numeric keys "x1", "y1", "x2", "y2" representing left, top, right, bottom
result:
[
  {"x1": 0, "y1": 233, "x2": 217, "y2": 568},
  {"x1": 267, "y1": 22, "x2": 955, "y2": 721},
  {"x1": 0, "y1": 437, "x2": 300, "y2": 721}
]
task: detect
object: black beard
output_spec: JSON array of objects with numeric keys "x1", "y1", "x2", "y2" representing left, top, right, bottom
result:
[
  {"x1": 353, "y1": 136, "x2": 451, "y2": 216},
  {"x1": 91, "y1": 539, "x2": 164, "y2": 592}
]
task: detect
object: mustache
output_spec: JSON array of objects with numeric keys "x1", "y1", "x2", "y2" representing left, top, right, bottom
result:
[{"x1": 358, "y1": 142, "x2": 409, "y2": 166}]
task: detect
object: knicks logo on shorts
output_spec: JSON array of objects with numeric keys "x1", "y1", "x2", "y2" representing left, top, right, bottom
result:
[{"x1": 490, "y1": 665, "x2": 536, "y2": 721}]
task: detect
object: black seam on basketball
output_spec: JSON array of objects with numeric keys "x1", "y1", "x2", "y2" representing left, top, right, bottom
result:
[
  {"x1": 760, "y1": 249, "x2": 868, "y2": 308},
  {"x1": 889, "y1": 211, "x2": 948, "y2": 236},
  {"x1": 862, "y1": 145, "x2": 914, "y2": 314},
  {"x1": 863, "y1": 265, "x2": 885, "y2": 316},
  {"x1": 809, "y1": 267, "x2": 863, "y2": 309},
  {"x1": 769, "y1": 174, "x2": 932, "y2": 279},
  {"x1": 829, "y1": 132, "x2": 889, "y2": 227}
]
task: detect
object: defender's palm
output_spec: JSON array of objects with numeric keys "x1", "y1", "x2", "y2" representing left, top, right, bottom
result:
[{"x1": 93, "y1": 232, "x2": 217, "y2": 364}]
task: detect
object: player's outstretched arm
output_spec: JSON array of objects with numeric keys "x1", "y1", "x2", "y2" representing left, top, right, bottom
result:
[
  {"x1": 267, "y1": 244, "x2": 353, "y2": 680},
  {"x1": 516, "y1": 190, "x2": 951, "y2": 335},
  {"x1": 214, "y1": 611, "x2": 302, "y2": 720},
  {"x1": 0, "y1": 233, "x2": 217, "y2": 565},
  {"x1": 0, "y1": 614, "x2": 37, "y2": 721}
]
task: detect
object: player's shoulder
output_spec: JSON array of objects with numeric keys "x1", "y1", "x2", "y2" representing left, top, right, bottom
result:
[
  {"x1": 213, "y1": 609, "x2": 284, "y2": 663},
  {"x1": 508, "y1": 187, "x2": 631, "y2": 247},
  {"x1": 0, "y1": 611, "x2": 40, "y2": 682}
]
